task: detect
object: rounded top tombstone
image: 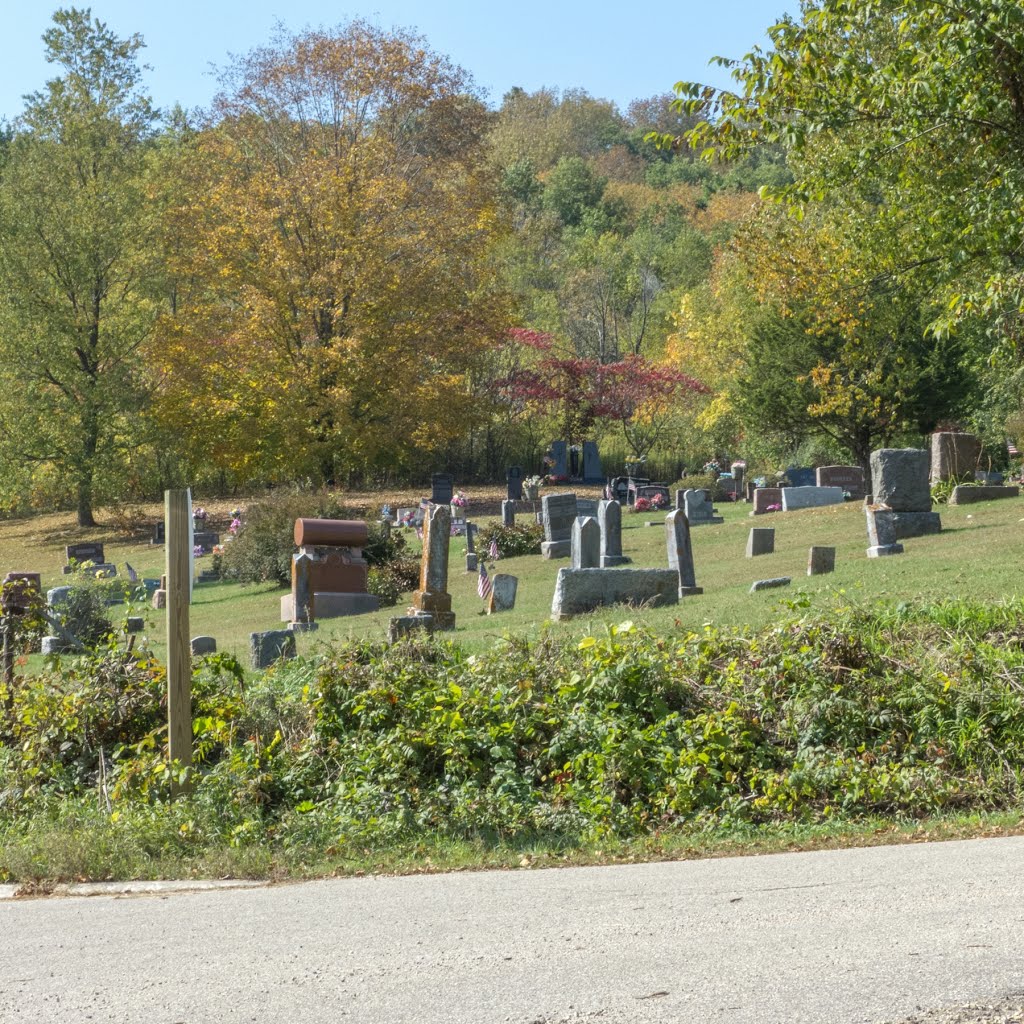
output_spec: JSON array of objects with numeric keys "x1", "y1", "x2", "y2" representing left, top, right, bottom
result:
[{"x1": 294, "y1": 518, "x2": 369, "y2": 548}]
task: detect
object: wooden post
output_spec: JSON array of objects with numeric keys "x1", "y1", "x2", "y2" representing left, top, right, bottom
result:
[{"x1": 165, "y1": 489, "x2": 192, "y2": 794}]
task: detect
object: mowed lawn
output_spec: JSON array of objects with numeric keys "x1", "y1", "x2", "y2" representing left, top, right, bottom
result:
[{"x1": 3, "y1": 491, "x2": 1024, "y2": 667}]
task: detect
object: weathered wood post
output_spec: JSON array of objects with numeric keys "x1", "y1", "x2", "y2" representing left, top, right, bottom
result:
[{"x1": 165, "y1": 489, "x2": 192, "y2": 794}]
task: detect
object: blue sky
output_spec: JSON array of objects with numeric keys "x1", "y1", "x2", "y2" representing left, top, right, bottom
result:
[{"x1": 2, "y1": 1, "x2": 796, "y2": 121}]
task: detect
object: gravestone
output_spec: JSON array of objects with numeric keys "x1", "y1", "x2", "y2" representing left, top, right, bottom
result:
[
  {"x1": 949, "y1": 484, "x2": 1019, "y2": 504},
  {"x1": 870, "y1": 449, "x2": 931, "y2": 511},
  {"x1": 465, "y1": 522, "x2": 478, "y2": 572},
  {"x1": 191, "y1": 636, "x2": 217, "y2": 656},
  {"x1": 975, "y1": 470, "x2": 1004, "y2": 485},
  {"x1": 780, "y1": 486, "x2": 844, "y2": 511},
  {"x1": 501, "y1": 500, "x2": 516, "y2": 527},
  {"x1": 865, "y1": 507, "x2": 905, "y2": 557},
  {"x1": 683, "y1": 488, "x2": 723, "y2": 525},
  {"x1": 46, "y1": 586, "x2": 72, "y2": 608},
  {"x1": 487, "y1": 574, "x2": 519, "y2": 614},
  {"x1": 730, "y1": 462, "x2": 746, "y2": 494},
  {"x1": 744, "y1": 480, "x2": 757, "y2": 502},
  {"x1": 750, "y1": 577, "x2": 791, "y2": 593},
  {"x1": 506, "y1": 466, "x2": 524, "y2": 501},
  {"x1": 291, "y1": 551, "x2": 316, "y2": 628},
  {"x1": 582, "y1": 441, "x2": 603, "y2": 483},
  {"x1": 786, "y1": 466, "x2": 815, "y2": 488},
  {"x1": 541, "y1": 493, "x2": 578, "y2": 559},
  {"x1": 193, "y1": 530, "x2": 219, "y2": 554},
  {"x1": 550, "y1": 440, "x2": 568, "y2": 478},
  {"x1": 598, "y1": 499, "x2": 629, "y2": 568},
  {"x1": 411, "y1": 504, "x2": 455, "y2": 630},
  {"x1": 575, "y1": 497, "x2": 599, "y2": 519},
  {"x1": 281, "y1": 520, "x2": 379, "y2": 621},
  {"x1": 250, "y1": 629, "x2": 296, "y2": 670},
  {"x1": 930, "y1": 432, "x2": 982, "y2": 484},
  {"x1": 551, "y1": 567, "x2": 679, "y2": 620},
  {"x1": 64, "y1": 542, "x2": 105, "y2": 573},
  {"x1": 870, "y1": 448, "x2": 941, "y2": 538},
  {"x1": 430, "y1": 472, "x2": 455, "y2": 505},
  {"x1": 666, "y1": 510, "x2": 702, "y2": 597},
  {"x1": 747, "y1": 527, "x2": 775, "y2": 557},
  {"x1": 151, "y1": 521, "x2": 165, "y2": 545},
  {"x1": 752, "y1": 488, "x2": 783, "y2": 515},
  {"x1": 388, "y1": 614, "x2": 435, "y2": 642},
  {"x1": 816, "y1": 465, "x2": 865, "y2": 499},
  {"x1": 571, "y1": 516, "x2": 601, "y2": 569},
  {"x1": 807, "y1": 546, "x2": 836, "y2": 575},
  {"x1": 125, "y1": 617, "x2": 145, "y2": 634}
]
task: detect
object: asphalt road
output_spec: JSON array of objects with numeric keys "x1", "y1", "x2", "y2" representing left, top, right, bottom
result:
[{"x1": 2, "y1": 836, "x2": 1023, "y2": 1024}]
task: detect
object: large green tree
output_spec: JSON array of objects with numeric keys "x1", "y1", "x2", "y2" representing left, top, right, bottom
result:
[
  {"x1": 0, "y1": 7, "x2": 158, "y2": 524},
  {"x1": 672, "y1": 0, "x2": 1024, "y2": 339}
]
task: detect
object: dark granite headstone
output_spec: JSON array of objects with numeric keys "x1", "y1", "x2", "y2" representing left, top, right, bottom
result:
[
  {"x1": 506, "y1": 466, "x2": 523, "y2": 500},
  {"x1": 582, "y1": 441, "x2": 603, "y2": 483},
  {"x1": 431, "y1": 472, "x2": 454, "y2": 505},
  {"x1": 550, "y1": 440, "x2": 568, "y2": 478}
]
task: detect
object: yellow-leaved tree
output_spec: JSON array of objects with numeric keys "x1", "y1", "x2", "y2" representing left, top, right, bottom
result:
[{"x1": 152, "y1": 21, "x2": 511, "y2": 485}]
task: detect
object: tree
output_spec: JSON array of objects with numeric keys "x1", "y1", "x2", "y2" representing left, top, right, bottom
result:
[
  {"x1": 0, "y1": 8, "x2": 158, "y2": 524},
  {"x1": 670, "y1": 0, "x2": 1024, "y2": 339},
  {"x1": 154, "y1": 22, "x2": 511, "y2": 484}
]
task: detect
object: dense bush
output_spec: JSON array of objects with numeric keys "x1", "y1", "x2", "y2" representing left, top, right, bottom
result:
[
  {"x1": 475, "y1": 521, "x2": 543, "y2": 558},
  {"x1": 219, "y1": 488, "x2": 357, "y2": 585},
  {"x1": 669, "y1": 473, "x2": 731, "y2": 502},
  {"x1": 367, "y1": 558, "x2": 420, "y2": 606},
  {"x1": 6, "y1": 600, "x2": 1024, "y2": 878}
]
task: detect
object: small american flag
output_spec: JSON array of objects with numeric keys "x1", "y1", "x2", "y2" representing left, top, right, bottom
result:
[
  {"x1": 125, "y1": 562, "x2": 139, "y2": 583},
  {"x1": 477, "y1": 562, "x2": 492, "y2": 601},
  {"x1": 488, "y1": 539, "x2": 499, "y2": 561}
]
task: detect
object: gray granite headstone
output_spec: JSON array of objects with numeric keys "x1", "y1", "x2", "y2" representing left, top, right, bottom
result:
[
  {"x1": 125, "y1": 616, "x2": 145, "y2": 634},
  {"x1": 750, "y1": 577, "x2": 791, "y2": 593},
  {"x1": 865, "y1": 507, "x2": 905, "y2": 557},
  {"x1": 411, "y1": 504, "x2": 455, "y2": 629},
  {"x1": 807, "y1": 546, "x2": 836, "y2": 575},
  {"x1": 541, "y1": 492, "x2": 577, "y2": 559},
  {"x1": 571, "y1": 516, "x2": 600, "y2": 569},
  {"x1": 930, "y1": 432, "x2": 981, "y2": 484},
  {"x1": 551, "y1": 567, "x2": 679, "y2": 620},
  {"x1": 47, "y1": 586, "x2": 72, "y2": 607},
  {"x1": 501, "y1": 500, "x2": 516, "y2": 527},
  {"x1": 684, "y1": 489, "x2": 723, "y2": 525},
  {"x1": 746, "y1": 527, "x2": 775, "y2": 557},
  {"x1": 781, "y1": 486, "x2": 844, "y2": 511},
  {"x1": 191, "y1": 635, "x2": 217, "y2": 655},
  {"x1": 666, "y1": 509, "x2": 702, "y2": 596},
  {"x1": 575, "y1": 498, "x2": 599, "y2": 519},
  {"x1": 388, "y1": 614, "x2": 434, "y2": 642},
  {"x1": 250, "y1": 629, "x2": 297, "y2": 670},
  {"x1": 870, "y1": 449, "x2": 931, "y2": 511},
  {"x1": 598, "y1": 499, "x2": 629, "y2": 568},
  {"x1": 487, "y1": 574, "x2": 518, "y2": 614},
  {"x1": 786, "y1": 466, "x2": 815, "y2": 488}
]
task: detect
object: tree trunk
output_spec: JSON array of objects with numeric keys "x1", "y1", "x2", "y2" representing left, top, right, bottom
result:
[{"x1": 77, "y1": 477, "x2": 96, "y2": 528}]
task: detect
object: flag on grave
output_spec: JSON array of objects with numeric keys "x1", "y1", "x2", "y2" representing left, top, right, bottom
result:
[{"x1": 477, "y1": 562, "x2": 492, "y2": 601}]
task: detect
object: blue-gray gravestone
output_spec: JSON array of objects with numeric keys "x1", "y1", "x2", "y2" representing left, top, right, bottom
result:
[
  {"x1": 598, "y1": 499, "x2": 629, "y2": 568},
  {"x1": 506, "y1": 466, "x2": 523, "y2": 500},
  {"x1": 666, "y1": 510, "x2": 702, "y2": 596},
  {"x1": 571, "y1": 516, "x2": 600, "y2": 569}
]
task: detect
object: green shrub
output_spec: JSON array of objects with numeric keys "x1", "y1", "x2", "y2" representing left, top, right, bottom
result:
[
  {"x1": 931, "y1": 474, "x2": 974, "y2": 504},
  {"x1": 367, "y1": 558, "x2": 420, "y2": 607},
  {"x1": 475, "y1": 521, "x2": 543, "y2": 558},
  {"x1": 669, "y1": 473, "x2": 731, "y2": 502},
  {"x1": 219, "y1": 488, "x2": 357, "y2": 585}
]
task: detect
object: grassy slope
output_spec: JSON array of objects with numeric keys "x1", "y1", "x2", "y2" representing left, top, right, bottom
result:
[{"x1": 4, "y1": 491, "x2": 1023, "y2": 666}]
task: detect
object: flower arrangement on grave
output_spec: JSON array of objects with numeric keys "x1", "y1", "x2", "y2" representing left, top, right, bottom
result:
[
  {"x1": 192, "y1": 506, "x2": 208, "y2": 525},
  {"x1": 766, "y1": 503, "x2": 782, "y2": 512},
  {"x1": 400, "y1": 510, "x2": 417, "y2": 528},
  {"x1": 193, "y1": 544, "x2": 205, "y2": 558},
  {"x1": 450, "y1": 490, "x2": 468, "y2": 509},
  {"x1": 634, "y1": 496, "x2": 652, "y2": 512},
  {"x1": 542, "y1": 454, "x2": 555, "y2": 468},
  {"x1": 545, "y1": 473, "x2": 570, "y2": 484},
  {"x1": 702, "y1": 459, "x2": 722, "y2": 477},
  {"x1": 230, "y1": 507, "x2": 243, "y2": 520},
  {"x1": 229, "y1": 517, "x2": 242, "y2": 535},
  {"x1": 524, "y1": 474, "x2": 545, "y2": 488}
]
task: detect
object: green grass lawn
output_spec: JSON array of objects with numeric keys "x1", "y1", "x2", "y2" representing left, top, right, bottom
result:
[{"x1": 7, "y1": 492, "x2": 1024, "y2": 666}]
